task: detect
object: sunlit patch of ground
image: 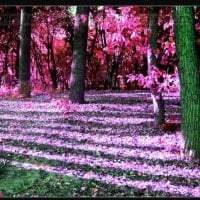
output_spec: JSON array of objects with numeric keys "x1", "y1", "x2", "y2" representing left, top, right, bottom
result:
[{"x1": 0, "y1": 90, "x2": 199, "y2": 197}]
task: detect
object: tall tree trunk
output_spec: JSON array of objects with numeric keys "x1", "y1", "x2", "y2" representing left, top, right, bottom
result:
[
  {"x1": 4, "y1": 39, "x2": 10, "y2": 74},
  {"x1": 19, "y1": 7, "x2": 32, "y2": 97},
  {"x1": 32, "y1": 38, "x2": 46, "y2": 86},
  {"x1": 105, "y1": 53, "x2": 112, "y2": 89},
  {"x1": 15, "y1": 38, "x2": 20, "y2": 80},
  {"x1": 142, "y1": 55, "x2": 148, "y2": 76},
  {"x1": 46, "y1": 22, "x2": 58, "y2": 90},
  {"x1": 46, "y1": 26, "x2": 53, "y2": 87},
  {"x1": 174, "y1": 6, "x2": 200, "y2": 159},
  {"x1": 49, "y1": 37, "x2": 58, "y2": 89},
  {"x1": 101, "y1": 7, "x2": 112, "y2": 89},
  {"x1": 88, "y1": 21, "x2": 98, "y2": 66},
  {"x1": 87, "y1": 22, "x2": 98, "y2": 89},
  {"x1": 113, "y1": 55, "x2": 119, "y2": 90},
  {"x1": 3, "y1": 21, "x2": 12, "y2": 75},
  {"x1": 147, "y1": 7, "x2": 165, "y2": 126},
  {"x1": 69, "y1": 6, "x2": 89, "y2": 103}
]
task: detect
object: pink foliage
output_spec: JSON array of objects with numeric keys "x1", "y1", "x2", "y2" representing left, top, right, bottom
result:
[{"x1": 125, "y1": 65, "x2": 180, "y2": 93}]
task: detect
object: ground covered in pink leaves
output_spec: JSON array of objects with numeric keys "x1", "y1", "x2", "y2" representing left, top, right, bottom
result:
[{"x1": 0, "y1": 90, "x2": 200, "y2": 197}]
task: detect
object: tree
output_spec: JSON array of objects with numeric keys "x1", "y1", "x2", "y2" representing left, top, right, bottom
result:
[
  {"x1": 19, "y1": 6, "x2": 32, "y2": 97},
  {"x1": 147, "y1": 7, "x2": 165, "y2": 126},
  {"x1": 94, "y1": 6, "x2": 149, "y2": 90},
  {"x1": 174, "y1": 6, "x2": 200, "y2": 158},
  {"x1": 30, "y1": 6, "x2": 73, "y2": 91},
  {"x1": 69, "y1": 6, "x2": 89, "y2": 103},
  {"x1": 0, "y1": 6, "x2": 20, "y2": 88}
]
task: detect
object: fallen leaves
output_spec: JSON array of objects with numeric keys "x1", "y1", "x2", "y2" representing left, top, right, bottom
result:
[{"x1": 1, "y1": 90, "x2": 199, "y2": 197}]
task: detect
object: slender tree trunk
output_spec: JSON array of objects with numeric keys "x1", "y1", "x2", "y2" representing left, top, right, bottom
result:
[
  {"x1": 46, "y1": 26, "x2": 52, "y2": 87},
  {"x1": 3, "y1": 23, "x2": 12, "y2": 75},
  {"x1": 174, "y1": 6, "x2": 200, "y2": 159},
  {"x1": 135, "y1": 59, "x2": 139, "y2": 75},
  {"x1": 19, "y1": 7, "x2": 32, "y2": 97},
  {"x1": 45, "y1": 26, "x2": 57, "y2": 89},
  {"x1": 49, "y1": 37, "x2": 58, "y2": 89},
  {"x1": 32, "y1": 38, "x2": 46, "y2": 86},
  {"x1": 69, "y1": 6, "x2": 89, "y2": 103},
  {"x1": 4, "y1": 39, "x2": 10, "y2": 74},
  {"x1": 88, "y1": 21, "x2": 98, "y2": 66},
  {"x1": 113, "y1": 55, "x2": 119, "y2": 90},
  {"x1": 15, "y1": 38, "x2": 20, "y2": 80},
  {"x1": 101, "y1": 7, "x2": 112, "y2": 89},
  {"x1": 100, "y1": 28, "x2": 111, "y2": 89},
  {"x1": 105, "y1": 53, "x2": 112, "y2": 89},
  {"x1": 147, "y1": 7, "x2": 165, "y2": 125},
  {"x1": 87, "y1": 22, "x2": 98, "y2": 88}
]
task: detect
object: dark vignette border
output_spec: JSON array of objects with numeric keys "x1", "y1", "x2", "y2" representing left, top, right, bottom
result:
[{"x1": 0, "y1": 0, "x2": 200, "y2": 6}]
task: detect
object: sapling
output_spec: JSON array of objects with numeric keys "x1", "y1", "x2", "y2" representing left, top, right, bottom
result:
[{"x1": 126, "y1": 66, "x2": 180, "y2": 126}]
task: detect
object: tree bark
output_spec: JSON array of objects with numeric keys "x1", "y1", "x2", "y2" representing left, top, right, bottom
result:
[
  {"x1": 174, "y1": 6, "x2": 200, "y2": 158},
  {"x1": 32, "y1": 38, "x2": 46, "y2": 86},
  {"x1": 15, "y1": 38, "x2": 20, "y2": 80},
  {"x1": 19, "y1": 7, "x2": 32, "y2": 97},
  {"x1": 147, "y1": 7, "x2": 165, "y2": 126},
  {"x1": 69, "y1": 6, "x2": 89, "y2": 103},
  {"x1": 4, "y1": 38, "x2": 10, "y2": 74},
  {"x1": 88, "y1": 21, "x2": 98, "y2": 66},
  {"x1": 49, "y1": 37, "x2": 58, "y2": 89}
]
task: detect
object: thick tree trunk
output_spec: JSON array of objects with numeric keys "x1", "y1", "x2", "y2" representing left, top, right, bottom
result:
[
  {"x1": 69, "y1": 6, "x2": 89, "y2": 103},
  {"x1": 19, "y1": 7, "x2": 32, "y2": 97},
  {"x1": 174, "y1": 6, "x2": 200, "y2": 158},
  {"x1": 147, "y1": 7, "x2": 165, "y2": 126}
]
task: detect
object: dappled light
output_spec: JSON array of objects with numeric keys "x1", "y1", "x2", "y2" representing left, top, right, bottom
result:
[{"x1": 0, "y1": 90, "x2": 200, "y2": 198}]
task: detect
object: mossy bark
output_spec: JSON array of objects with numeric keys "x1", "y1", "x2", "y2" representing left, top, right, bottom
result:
[
  {"x1": 147, "y1": 7, "x2": 165, "y2": 126},
  {"x1": 19, "y1": 7, "x2": 32, "y2": 97},
  {"x1": 69, "y1": 7, "x2": 89, "y2": 103},
  {"x1": 174, "y1": 6, "x2": 200, "y2": 159}
]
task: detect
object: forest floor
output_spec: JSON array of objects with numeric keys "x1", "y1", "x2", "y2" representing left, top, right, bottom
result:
[{"x1": 0, "y1": 89, "x2": 200, "y2": 198}]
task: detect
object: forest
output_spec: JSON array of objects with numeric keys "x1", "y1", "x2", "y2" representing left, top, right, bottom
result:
[{"x1": 0, "y1": 5, "x2": 200, "y2": 198}]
